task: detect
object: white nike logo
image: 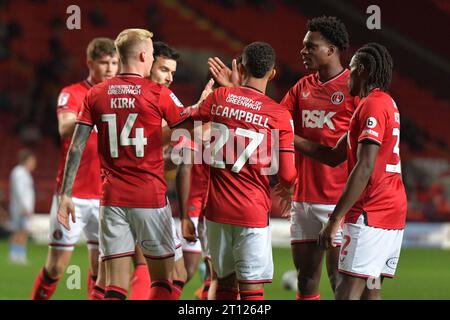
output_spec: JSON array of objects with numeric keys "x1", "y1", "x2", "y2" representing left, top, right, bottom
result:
[{"x1": 302, "y1": 91, "x2": 310, "y2": 98}]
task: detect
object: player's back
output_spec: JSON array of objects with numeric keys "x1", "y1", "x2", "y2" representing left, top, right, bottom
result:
[
  {"x1": 346, "y1": 89, "x2": 407, "y2": 229},
  {"x1": 78, "y1": 73, "x2": 189, "y2": 208},
  {"x1": 196, "y1": 86, "x2": 294, "y2": 228}
]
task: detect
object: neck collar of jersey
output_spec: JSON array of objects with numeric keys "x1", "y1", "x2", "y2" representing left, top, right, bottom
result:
[
  {"x1": 316, "y1": 68, "x2": 347, "y2": 86},
  {"x1": 241, "y1": 85, "x2": 264, "y2": 94},
  {"x1": 118, "y1": 73, "x2": 143, "y2": 78},
  {"x1": 84, "y1": 79, "x2": 94, "y2": 88}
]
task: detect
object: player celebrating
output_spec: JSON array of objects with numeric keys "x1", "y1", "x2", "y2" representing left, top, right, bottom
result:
[
  {"x1": 192, "y1": 42, "x2": 297, "y2": 300},
  {"x1": 57, "y1": 29, "x2": 193, "y2": 300},
  {"x1": 208, "y1": 16, "x2": 356, "y2": 300},
  {"x1": 130, "y1": 41, "x2": 210, "y2": 300},
  {"x1": 128, "y1": 41, "x2": 184, "y2": 300},
  {"x1": 31, "y1": 38, "x2": 118, "y2": 300},
  {"x1": 294, "y1": 43, "x2": 406, "y2": 300}
]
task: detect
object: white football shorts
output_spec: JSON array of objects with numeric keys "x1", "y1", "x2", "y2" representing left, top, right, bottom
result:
[
  {"x1": 290, "y1": 201, "x2": 343, "y2": 246},
  {"x1": 205, "y1": 218, "x2": 273, "y2": 283},
  {"x1": 338, "y1": 215, "x2": 404, "y2": 279},
  {"x1": 49, "y1": 194, "x2": 99, "y2": 251},
  {"x1": 100, "y1": 202, "x2": 179, "y2": 261}
]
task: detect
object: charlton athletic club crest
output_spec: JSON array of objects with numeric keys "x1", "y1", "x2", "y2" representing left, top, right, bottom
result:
[{"x1": 331, "y1": 91, "x2": 344, "y2": 105}]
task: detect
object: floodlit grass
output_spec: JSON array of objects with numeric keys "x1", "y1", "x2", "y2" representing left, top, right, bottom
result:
[{"x1": 0, "y1": 241, "x2": 449, "y2": 300}]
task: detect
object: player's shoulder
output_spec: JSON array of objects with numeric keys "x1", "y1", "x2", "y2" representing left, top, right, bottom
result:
[
  {"x1": 363, "y1": 89, "x2": 394, "y2": 109},
  {"x1": 296, "y1": 72, "x2": 316, "y2": 86},
  {"x1": 57, "y1": 80, "x2": 90, "y2": 108},
  {"x1": 60, "y1": 80, "x2": 90, "y2": 95}
]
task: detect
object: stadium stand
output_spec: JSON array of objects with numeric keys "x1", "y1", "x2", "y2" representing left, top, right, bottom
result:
[{"x1": 0, "y1": 0, "x2": 448, "y2": 221}]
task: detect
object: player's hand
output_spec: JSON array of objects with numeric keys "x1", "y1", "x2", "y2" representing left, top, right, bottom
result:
[
  {"x1": 318, "y1": 220, "x2": 339, "y2": 250},
  {"x1": 208, "y1": 57, "x2": 239, "y2": 87},
  {"x1": 273, "y1": 183, "x2": 293, "y2": 218},
  {"x1": 57, "y1": 194, "x2": 76, "y2": 231},
  {"x1": 181, "y1": 216, "x2": 197, "y2": 243},
  {"x1": 194, "y1": 78, "x2": 215, "y2": 108}
]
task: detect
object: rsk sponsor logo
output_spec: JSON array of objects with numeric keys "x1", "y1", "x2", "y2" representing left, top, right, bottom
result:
[{"x1": 302, "y1": 110, "x2": 336, "y2": 130}]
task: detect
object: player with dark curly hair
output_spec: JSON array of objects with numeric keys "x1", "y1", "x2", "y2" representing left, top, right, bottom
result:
[
  {"x1": 278, "y1": 15, "x2": 358, "y2": 300},
  {"x1": 293, "y1": 43, "x2": 406, "y2": 300},
  {"x1": 207, "y1": 16, "x2": 357, "y2": 300}
]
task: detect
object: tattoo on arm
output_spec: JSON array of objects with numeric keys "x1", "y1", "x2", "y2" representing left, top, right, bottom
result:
[{"x1": 60, "y1": 124, "x2": 92, "y2": 196}]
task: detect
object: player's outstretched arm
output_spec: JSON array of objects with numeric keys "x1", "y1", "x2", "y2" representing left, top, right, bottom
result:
[
  {"x1": 318, "y1": 141, "x2": 380, "y2": 250},
  {"x1": 208, "y1": 57, "x2": 239, "y2": 88},
  {"x1": 294, "y1": 133, "x2": 348, "y2": 167},
  {"x1": 192, "y1": 78, "x2": 214, "y2": 109},
  {"x1": 57, "y1": 123, "x2": 92, "y2": 230},
  {"x1": 275, "y1": 151, "x2": 297, "y2": 216}
]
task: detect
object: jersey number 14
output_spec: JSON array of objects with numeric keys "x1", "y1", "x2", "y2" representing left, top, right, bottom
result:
[{"x1": 101, "y1": 113, "x2": 147, "y2": 158}]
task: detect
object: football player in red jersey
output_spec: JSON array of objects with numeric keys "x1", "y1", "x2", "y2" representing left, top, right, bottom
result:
[
  {"x1": 193, "y1": 42, "x2": 297, "y2": 300},
  {"x1": 128, "y1": 41, "x2": 185, "y2": 300},
  {"x1": 31, "y1": 38, "x2": 118, "y2": 300},
  {"x1": 293, "y1": 43, "x2": 407, "y2": 300},
  {"x1": 129, "y1": 41, "x2": 213, "y2": 300},
  {"x1": 208, "y1": 16, "x2": 357, "y2": 300},
  {"x1": 57, "y1": 29, "x2": 195, "y2": 300}
]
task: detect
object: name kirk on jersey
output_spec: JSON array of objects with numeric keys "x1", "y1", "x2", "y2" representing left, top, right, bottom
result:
[{"x1": 110, "y1": 97, "x2": 136, "y2": 109}]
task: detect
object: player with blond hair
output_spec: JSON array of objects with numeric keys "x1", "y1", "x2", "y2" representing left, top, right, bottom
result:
[{"x1": 57, "y1": 28, "x2": 195, "y2": 300}]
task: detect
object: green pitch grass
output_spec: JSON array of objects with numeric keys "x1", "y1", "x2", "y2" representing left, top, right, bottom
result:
[{"x1": 0, "y1": 240, "x2": 449, "y2": 300}]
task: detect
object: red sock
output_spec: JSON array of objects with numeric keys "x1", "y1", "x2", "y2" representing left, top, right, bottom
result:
[
  {"x1": 216, "y1": 286, "x2": 239, "y2": 300},
  {"x1": 201, "y1": 279, "x2": 212, "y2": 300},
  {"x1": 31, "y1": 267, "x2": 60, "y2": 300},
  {"x1": 104, "y1": 285, "x2": 128, "y2": 300},
  {"x1": 87, "y1": 271, "x2": 97, "y2": 299},
  {"x1": 240, "y1": 288, "x2": 264, "y2": 300},
  {"x1": 148, "y1": 280, "x2": 173, "y2": 300},
  {"x1": 129, "y1": 264, "x2": 151, "y2": 300},
  {"x1": 171, "y1": 280, "x2": 185, "y2": 300},
  {"x1": 298, "y1": 293, "x2": 321, "y2": 300},
  {"x1": 90, "y1": 285, "x2": 105, "y2": 300}
]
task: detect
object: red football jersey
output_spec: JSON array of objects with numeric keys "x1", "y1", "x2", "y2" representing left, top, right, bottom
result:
[
  {"x1": 281, "y1": 69, "x2": 357, "y2": 204},
  {"x1": 345, "y1": 89, "x2": 407, "y2": 229},
  {"x1": 187, "y1": 163, "x2": 210, "y2": 218},
  {"x1": 193, "y1": 86, "x2": 295, "y2": 228},
  {"x1": 77, "y1": 73, "x2": 190, "y2": 208},
  {"x1": 56, "y1": 80, "x2": 101, "y2": 199}
]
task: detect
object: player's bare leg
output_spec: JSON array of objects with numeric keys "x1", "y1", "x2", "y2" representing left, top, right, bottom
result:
[
  {"x1": 361, "y1": 276, "x2": 383, "y2": 300},
  {"x1": 129, "y1": 246, "x2": 151, "y2": 300},
  {"x1": 45, "y1": 249, "x2": 72, "y2": 281},
  {"x1": 334, "y1": 274, "x2": 367, "y2": 300},
  {"x1": 292, "y1": 243, "x2": 323, "y2": 300},
  {"x1": 183, "y1": 251, "x2": 202, "y2": 282},
  {"x1": 207, "y1": 259, "x2": 218, "y2": 300},
  {"x1": 171, "y1": 256, "x2": 188, "y2": 299},
  {"x1": 87, "y1": 248, "x2": 99, "y2": 296},
  {"x1": 216, "y1": 272, "x2": 239, "y2": 300},
  {"x1": 325, "y1": 246, "x2": 341, "y2": 293},
  {"x1": 31, "y1": 248, "x2": 72, "y2": 299},
  {"x1": 146, "y1": 256, "x2": 176, "y2": 300},
  {"x1": 91, "y1": 259, "x2": 106, "y2": 300},
  {"x1": 104, "y1": 256, "x2": 132, "y2": 300}
]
